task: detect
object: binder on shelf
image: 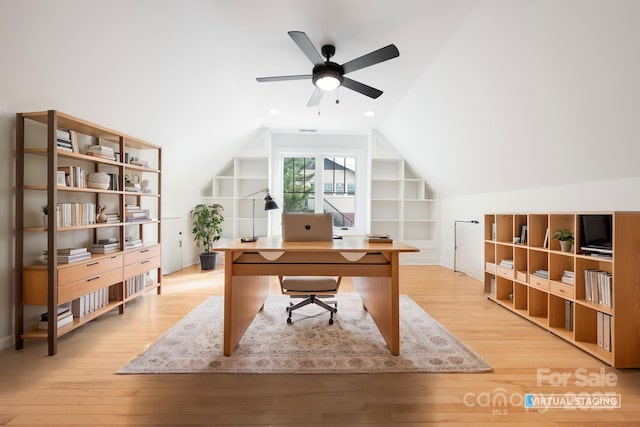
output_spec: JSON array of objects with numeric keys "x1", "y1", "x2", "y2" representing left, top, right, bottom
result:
[
  {"x1": 603, "y1": 314, "x2": 611, "y2": 352},
  {"x1": 597, "y1": 311, "x2": 604, "y2": 348}
]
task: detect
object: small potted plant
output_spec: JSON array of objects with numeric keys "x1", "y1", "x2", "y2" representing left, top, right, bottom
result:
[
  {"x1": 552, "y1": 228, "x2": 574, "y2": 252},
  {"x1": 191, "y1": 203, "x2": 224, "y2": 270},
  {"x1": 41, "y1": 205, "x2": 48, "y2": 227}
]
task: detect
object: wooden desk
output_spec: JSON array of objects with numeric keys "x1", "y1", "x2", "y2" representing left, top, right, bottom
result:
[{"x1": 217, "y1": 237, "x2": 419, "y2": 356}]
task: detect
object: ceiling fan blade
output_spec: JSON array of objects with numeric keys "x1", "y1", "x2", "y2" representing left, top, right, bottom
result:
[
  {"x1": 307, "y1": 87, "x2": 324, "y2": 107},
  {"x1": 341, "y1": 44, "x2": 400, "y2": 74},
  {"x1": 341, "y1": 78, "x2": 383, "y2": 99},
  {"x1": 256, "y1": 75, "x2": 311, "y2": 83},
  {"x1": 288, "y1": 31, "x2": 325, "y2": 66}
]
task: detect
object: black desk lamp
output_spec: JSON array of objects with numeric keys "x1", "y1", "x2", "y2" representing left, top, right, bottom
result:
[
  {"x1": 454, "y1": 220, "x2": 479, "y2": 274},
  {"x1": 241, "y1": 188, "x2": 279, "y2": 242}
]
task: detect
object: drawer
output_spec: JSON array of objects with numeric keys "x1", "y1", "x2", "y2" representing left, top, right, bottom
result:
[
  {"x1": 124, "y1": 255, "x2": 161, "y2": 279},
  {"x1": 57, "y1": 268, "x2": 123, "y2": 304},
  {"x1": 496, "y1": 266, "x2": 514, "y2": 280},
  {"x1": 516, "y1": 271, "x2": 528, "y2": 283},
  {"x1": 550, "y1": 280, "x2": 574, "y2": 299},
  {"x1": 58, "y1": 254, "x2": 123, "y2": 285},
  {"x1": 529, "y1": 274, "x2": 549, "y2": 291},
  {"x1": 124, "y1": 244, "x2": 161, "y2": 265},
  {"x1": 485, "y1": 262, "x2": 496, "y2": 274}
]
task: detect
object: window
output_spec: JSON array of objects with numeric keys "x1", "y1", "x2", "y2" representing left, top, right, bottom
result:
[{"x1": 282, "y1": 155, "x2": 357, "y2": 230}]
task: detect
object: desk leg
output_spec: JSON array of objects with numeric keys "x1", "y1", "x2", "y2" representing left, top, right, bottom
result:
[
  {"x1": 353, "y1": 252, "x2": 400, "y2": 355},
  {"x1": 223, "y1": 257, "x2": 270, "y2": 356}
]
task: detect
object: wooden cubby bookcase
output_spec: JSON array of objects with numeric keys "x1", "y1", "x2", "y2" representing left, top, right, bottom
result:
[
  {"x1": 15, "y1": 110, "x2": 162, "y2": 355},
  {"x1": 484, "y1": 212, "x2": 640, "y2": 368}
]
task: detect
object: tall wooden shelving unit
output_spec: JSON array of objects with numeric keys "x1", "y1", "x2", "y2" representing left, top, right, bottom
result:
[
  {"x1": 484, "y1": 212, "x2": 640, "y2": 368},
  {"x1": 15, "y1": 110, "x2": 162, "y2": 355}
]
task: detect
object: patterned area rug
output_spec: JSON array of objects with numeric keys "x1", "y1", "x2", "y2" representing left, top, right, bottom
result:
[{"x1": 117, "y1": 294, "x2": 491, "y2": 374}]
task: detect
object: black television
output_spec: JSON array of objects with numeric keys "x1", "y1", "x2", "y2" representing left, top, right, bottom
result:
[{"x1": 579, "y1": 214, "x2": 613, "y2": 254}]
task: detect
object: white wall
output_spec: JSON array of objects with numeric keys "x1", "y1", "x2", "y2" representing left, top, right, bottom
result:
[
  {"x1": 441, "y1": 177, "x2": 640, "y2": 280},
  {"x1": 0, "y1": 1, "x2": 262, "y2": 348},
  {"x1": 381, "y1": 0, "x2": 640, "y2": 197}
]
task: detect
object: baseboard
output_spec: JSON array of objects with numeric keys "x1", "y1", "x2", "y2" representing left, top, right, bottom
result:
[{"x1": 0, "y1": 334, "x2": 14, "y2": 351}]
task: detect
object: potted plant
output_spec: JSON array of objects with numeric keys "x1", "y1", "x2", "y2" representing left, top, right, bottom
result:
[
  {"x1": 552, "y1": 228, "x2": 574, "y2": 252},
  {"x1": 41, "y1": 205, "x2": 48, "y2": 227},
  {"x1": 191, "y1": 203, "x2": 224, "y2": 270}
]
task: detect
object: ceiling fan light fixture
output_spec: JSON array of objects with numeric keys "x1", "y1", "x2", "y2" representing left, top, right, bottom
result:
[
  {"x1": 314, "y1": 74, "x2": 341, "y2": 91},
  {"x1": 312, "y1": 63, "x2": 344, "y2": 91}
]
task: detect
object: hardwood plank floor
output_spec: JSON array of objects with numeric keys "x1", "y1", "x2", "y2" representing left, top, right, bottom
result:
[{"x1": 1, "y1": 265, "x2": 639, "y2": 426}]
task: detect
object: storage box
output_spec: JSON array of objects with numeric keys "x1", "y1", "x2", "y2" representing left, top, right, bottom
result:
[
  {"x1": 516, "y1": 271, "x2": 528, "y2": 283},
  {"x1": 485, "y1": 262, "x2": 496, "y2": 274}
]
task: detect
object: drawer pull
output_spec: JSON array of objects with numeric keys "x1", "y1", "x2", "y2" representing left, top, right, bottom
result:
[
  {"x1": 87, "y1": 275, "x2": 100, "y2": 281},
  {"x1": 141, "y1": 260, "x2": 150, "y2": 264},
  {"x1": 86, "y1": 261, "x2": 99, "y2": 267},
  {"x1": 140, "y1": 249, "x2": 150, "y2": 253}
]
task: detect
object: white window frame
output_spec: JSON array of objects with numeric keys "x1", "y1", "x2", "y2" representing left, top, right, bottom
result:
[{"x1": 272, "y1": 147, "x2": 366, "y2": 235}]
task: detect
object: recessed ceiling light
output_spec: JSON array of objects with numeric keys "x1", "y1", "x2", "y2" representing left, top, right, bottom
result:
[
  {"x1": 268, "y1": 108, "x2": 280, "y2": 115},
  {"x1": 364, "y1": 111, "x2": 375, "y2": 117}
]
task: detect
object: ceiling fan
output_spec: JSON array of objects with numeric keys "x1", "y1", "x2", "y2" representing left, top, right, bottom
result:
[{"x1": 256, "y1": 31, "x2": 400, "y2": 107}]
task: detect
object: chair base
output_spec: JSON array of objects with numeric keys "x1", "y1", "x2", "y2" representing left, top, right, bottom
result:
[{"x1": 286, "y1": 295, "x2": 337, "y2": 325}]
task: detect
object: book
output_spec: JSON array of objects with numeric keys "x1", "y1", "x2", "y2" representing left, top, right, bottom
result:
[
  {"x1": 365, "y1": 234, "x2": 393, "y2": 243},
  {"x1": 57, "y1": 252, "x2": 91, "y2": 264},
  {"x1": 543, "y1": 227, "x2": 550, "y2": 248},
  {"x1": 98, "y1": 238, "x2": 118, "y2": 244},
  {"x1": 87, "y1": 144, "x2": 114, "y2": 154},
  {"x1": 86, "y1": 152, "x2": 116, "y2": 161},
  {"x1": 57, "y1": 247, "x2": 87, "y2": 255},
  {"x1": 40, "y1": 306, "x2": 71, "y2": 321},
  {"x1": 70, "y1": 130, "x2": 79, "y2": 153},
  {"x1": 37, "y1": 312, "x2": 73, "y2": 330}
]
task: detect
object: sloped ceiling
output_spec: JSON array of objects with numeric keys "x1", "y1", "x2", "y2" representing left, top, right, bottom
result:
[{"x1": 2, "y1": 0, "x2": 639, "y2": 199}]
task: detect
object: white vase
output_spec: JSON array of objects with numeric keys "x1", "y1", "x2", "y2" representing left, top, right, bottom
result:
[
  {"x1": 559, "y1": 241, "x2": 573, "y2": 252},
  {"x1": 42, "y1": 214, "x2": 48, "y2": 227}
]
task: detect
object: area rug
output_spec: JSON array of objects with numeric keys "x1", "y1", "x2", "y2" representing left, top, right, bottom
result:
[{"x1": 117, "y1": 294, "x2": 492, "y2": 374}]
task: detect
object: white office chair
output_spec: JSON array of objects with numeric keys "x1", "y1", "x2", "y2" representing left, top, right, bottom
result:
[{"x1": 279, "y1": 275, "x2": 341, "y2": 324}]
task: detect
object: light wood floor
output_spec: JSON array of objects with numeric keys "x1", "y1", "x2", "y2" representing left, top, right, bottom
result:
[{"x1": 1, "y1": 265, "x2": 639, "y2": 426}]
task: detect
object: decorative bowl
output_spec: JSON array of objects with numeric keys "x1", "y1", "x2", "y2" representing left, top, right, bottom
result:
[{"x1": 87, "y1": 172, "x2": 110, "y2": 189}]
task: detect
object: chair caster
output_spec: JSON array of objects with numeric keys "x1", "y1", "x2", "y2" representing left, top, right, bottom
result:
[
  {"x1": 328, "y1": 318, "x2": 334, "y2": 325},
  {"x1": 287, "y1": 317, "x2": 292, "y2": 324}
]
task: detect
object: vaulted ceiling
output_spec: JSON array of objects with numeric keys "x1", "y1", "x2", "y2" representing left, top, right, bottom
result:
[{"x1": 3, "y1": 0, "x2": 639, "y2": 200}]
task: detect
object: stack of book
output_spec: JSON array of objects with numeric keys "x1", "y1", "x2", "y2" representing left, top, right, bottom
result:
[
  {"x1": 125, "y1": 238, "x2": 143, "y2": 249},
  {"x1": 364, "y1": 233, "x2": 393, "y2": 243},
  {"x1": 532, "y1": 269, "x2": 549, "y2": 279},
  {"x1": 125, "y1": 205, "x2": 149, "y2": 222},
  {"x1": 56, "y1": 129, "x2": 78, "y2": 153},
  {"x1": 103, "y1": 213, "x2": 120, "y2": 224},
  {"x1": 57, "y1": 247, "x2": 91, "y2": 264},
  {"x1": 90, "y1": 239, "x2": 120, "y2": 254},
  {"x1": 561, "y1": 270, "x2": 575, "y2": 285},
  {"x1": 86, "y1": 144, "x2": 115, "y2": 160},
  {"x1": 498, "y1": 259, "x2": 514, "y2": 269},
  {"x1": 38, "y1": 305, "x2": 73, "y2": 329}
]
